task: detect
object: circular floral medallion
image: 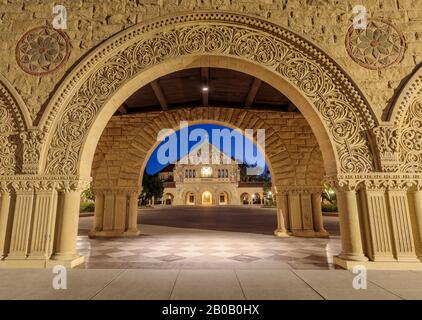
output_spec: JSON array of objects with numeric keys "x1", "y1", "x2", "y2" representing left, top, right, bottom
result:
[
  {"x1": 16, "y1": 26, "x2": 70, "y2": 76},
  {"x1": 345, "y1": 18, "x2": 405, "y2": 70}
]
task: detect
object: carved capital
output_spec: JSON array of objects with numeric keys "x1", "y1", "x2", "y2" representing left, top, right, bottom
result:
[
  {"x1": 20, "y1": 129, "x2": 46, "y2": 174},
  {"x1": 372, "y1": 125, "x2": 400, "y2": 172}
]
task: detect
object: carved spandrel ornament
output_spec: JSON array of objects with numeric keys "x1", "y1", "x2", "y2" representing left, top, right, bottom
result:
[
  {"x1": 399, "y1": 94, "x2": 422, "y2": 173},
  {"x1": 44, "y1": 13, "x2": 376, "y2": 177},
  {"x1": 345, "y1": 18, "x2": 406, "y2": 70}
]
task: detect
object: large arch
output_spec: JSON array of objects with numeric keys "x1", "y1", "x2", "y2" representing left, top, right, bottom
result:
[
  {"x1": 2, "y1": 12, "x2": 422, "y2": 270},
  {"x1": 39, "y1": 11, "x2": 378, "y2": 179},
  {"x1": 0, "y1": 73, "x2": 32, "y2": 175},
  {"x1": 89, "y1": 108, "x2": 325, "y2": 238}
]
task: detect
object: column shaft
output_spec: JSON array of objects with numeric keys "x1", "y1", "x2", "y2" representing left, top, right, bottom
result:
[
  {"x1": 0, "y1": 191, "x2": 11, "y2": 258},
  {"x1": 412, "y1": 190, "x2": 422, "y2": 260},
  {"x1": 52, "y1": 191, "x2": 81, "y2": 261},
  {"x1": 337, "y1": 189, "x2": 368, "y2": 261}
]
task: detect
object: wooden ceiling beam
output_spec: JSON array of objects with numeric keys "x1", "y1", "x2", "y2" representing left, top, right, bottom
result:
[
  {"x1": 287, "y1": 102, "x2": 297, "y2": 112},
  {"x1": 201, "y1": 67, "x2": 209, "y2": 107},
  {"x1": 245, "y1": 78, "x2": 262, "y2": 109},
  {"x1": 150, "y1": 80, "x2": 168, "y2": 110},
  {"x1": 117, "y1": 103, "x2": 128, "y2": 115}
]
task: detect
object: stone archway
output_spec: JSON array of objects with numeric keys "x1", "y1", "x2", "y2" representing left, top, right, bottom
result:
[
  {"x1": 2, "y1": 12, "x2": 422, "y2": 270},
  {"x1": 39, "y1": 12, "x2": 377, "y2": 178},
  {"x1": 89, "y1": 108, "x2": 325, "y2": 239}
]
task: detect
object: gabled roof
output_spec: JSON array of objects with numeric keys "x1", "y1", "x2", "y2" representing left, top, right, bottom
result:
[{"x1": 177, "y1": 140, "x2": 237, "y2": 166}]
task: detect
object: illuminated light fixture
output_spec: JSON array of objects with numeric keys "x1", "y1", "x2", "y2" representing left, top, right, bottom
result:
[{"x1": 202, "y1": 86, "x2": 209, "y2": 92}]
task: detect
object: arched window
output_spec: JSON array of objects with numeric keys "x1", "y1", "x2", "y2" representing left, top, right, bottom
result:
[
  {"x1": 218, "y1": 169, "x2": 221, "y2": 178},
  {"x1": 185, "y1": 170, "x2": 188, "y2": 178},
  {"x1": 189, "y1": 169, "x2": 192, "y2": 178},
  {"x1": 225, "y1": 169, "x2": 228, "y2": 178},
  {"x1": 193, "y1": 169, "x2": 196, "y2": 178}
]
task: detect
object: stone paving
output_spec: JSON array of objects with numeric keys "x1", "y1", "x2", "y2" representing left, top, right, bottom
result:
[
  {"x1": 1, "y1": 269, "x2": 422, "y2": 300},
  {"x1": 76, "y1": 206, "x2": 341, "y2": 270}
]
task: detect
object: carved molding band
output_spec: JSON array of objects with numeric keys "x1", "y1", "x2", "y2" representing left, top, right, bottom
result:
[{"x1": 43, "y1": 12, "x2": 376, "y2": 176}]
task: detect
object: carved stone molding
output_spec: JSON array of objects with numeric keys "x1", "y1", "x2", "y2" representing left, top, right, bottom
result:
[
  {"x1": 42, "y1": 11, "x2": 376, "y2": 177},
  {"x1": 325, "y1": 173, "x2": 422, "y2": 192},
  {"x1": 276, "y1": 185, "x2": 324, "y2": 195}
]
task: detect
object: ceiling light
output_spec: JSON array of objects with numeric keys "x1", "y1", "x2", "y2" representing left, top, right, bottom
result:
[{"x1": 202, "y1": 86, "x2": 209, "y2": 92}]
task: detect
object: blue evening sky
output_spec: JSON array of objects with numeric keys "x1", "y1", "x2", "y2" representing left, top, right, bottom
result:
[{"x1": 145, "y1": 124, "x2": 267, "y2": 175}]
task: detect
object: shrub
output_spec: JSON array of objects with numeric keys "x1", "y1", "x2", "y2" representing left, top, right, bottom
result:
[
  {"x1": 80, "y1": 201, "x2": 95, "y2": 213},
  {"x1": 321, "y1": 203, "x2": 337, "y2": 212}
]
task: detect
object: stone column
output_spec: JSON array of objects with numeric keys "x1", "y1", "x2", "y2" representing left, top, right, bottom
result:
[
  {"x1": 7, "y1": 181, "x2": 35, "y2": 260},
  {"x1": 274, "y1": 191, "x2": 289, "y2": 237},
  {"x1": 311, "y1": 192, "x2": 329, "y2": 236},
  {"x1": 387, "y1": 185, "x2": 418, "y2": 262},
  {"x1": 336, "y1": 185, "x2": 368, "y2": 262},
  {"x1": 92, "y1": 190, "x2": 104, "y2": 232},
  {"x1": 288, "y1": 190, "x2": 302, "y2": 233},
  {"x1": 28, "y1": 182, "x2": 58, "y2": 260},
  {"x1": 362, "y1": 183, "x2": 395, "y2": 261},
  {"x1": 49, "y1": 186, "x2": 85, "y2": 268},
  {"x1": 0, "y1": 183, "x2": 11, "y2": 259},
  {"x1": 413, "y1": 189, "x2": 422, "y2": 260},
  {"x1": 126, "y1": 191, "x2": 140, "y2": 236},
  {"x1": 300, "y1": 190, "x2": 314, "y2": 235}
]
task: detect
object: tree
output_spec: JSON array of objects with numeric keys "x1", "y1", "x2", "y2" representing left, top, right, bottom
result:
[
  {"x1": 81, "y1": 187, "x2": 95, "y2": 202},
  {"x1": 140, "y1": 174, "x2": 164, "y2": 205}
]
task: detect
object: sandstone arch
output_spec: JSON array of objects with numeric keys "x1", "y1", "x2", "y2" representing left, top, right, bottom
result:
[
  {"x1": 0, "y1": 73, "x2": 32, "y2": 175},
  {"x1": 39, "y1": 11, "x2": 378, "y2": 179},
  {"x1": 2, "y1": 12, "x2": 422, "y2": 270}
]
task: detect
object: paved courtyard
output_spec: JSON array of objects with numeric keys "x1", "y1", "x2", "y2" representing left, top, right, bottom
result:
[
  {"x1": 2, "y1": 206, "x2": 422, "y2": 300},
  {"x1": 77, "y1": 206, "x2": 341, "y2": 269}
]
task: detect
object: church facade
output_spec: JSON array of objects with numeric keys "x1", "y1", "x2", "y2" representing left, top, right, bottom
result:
[{"x1": 158, "y1": 143, "x2": 265, "y2": 206}]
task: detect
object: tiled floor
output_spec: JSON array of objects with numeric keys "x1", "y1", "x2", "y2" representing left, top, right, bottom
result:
[{"x1": 76, "y1": 207, "x2": 341, "y2": 270}]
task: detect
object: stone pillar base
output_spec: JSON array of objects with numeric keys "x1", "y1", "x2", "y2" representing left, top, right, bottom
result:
[
  {"x1": 291, "y1": 230, "x2": 330, "y2": 238},
  {"x1": 334, "y1": 256, "x2": 422, "y2": 270},
  {"x1": 0, "y1": 255, "x2": 84, "y2": 269},
  {"x1": 273, "y1": 229, "x2": 291, "y2": 237},
  {"x1": 88, "y1": 229, "x2": 141, "y2": 238}
]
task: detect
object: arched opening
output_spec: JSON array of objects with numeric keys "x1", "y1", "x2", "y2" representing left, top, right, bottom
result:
[
  {"x1": 240, "y1": 193, "x2": 251, "y2": 205},
  {"x1": 3, "y1": 12, "x2": 394, "y2": 271},
  {"x1": 201, "y1": 191, "x2": 212, "y2": 206},
  {"x1": 252, "y1": 193, "x2": 262, "y2": 205},
  {"x1": 163, "y1": 193, "x2": 174, "y2": 205}
]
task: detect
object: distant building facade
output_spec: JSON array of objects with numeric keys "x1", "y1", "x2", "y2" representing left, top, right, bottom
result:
[{"x1": 158, "y1": 143, "x2": 266, "y2": 206}]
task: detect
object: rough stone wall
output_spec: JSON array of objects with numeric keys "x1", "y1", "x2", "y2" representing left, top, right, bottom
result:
[
  {"x1": 91, "y1": 108, "x2": 325, "y2": 190},
  {"x1": 0, "y1": 0, "x2": 421, "y2": 122}
]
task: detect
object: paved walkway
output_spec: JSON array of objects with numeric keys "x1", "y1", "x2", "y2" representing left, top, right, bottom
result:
[
  {"x1": 1, "y1": 268, "x2": 422, "y2": 300},
  {"x1": 2, "y1": 207, "x2": 421, "y2": 300}
]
